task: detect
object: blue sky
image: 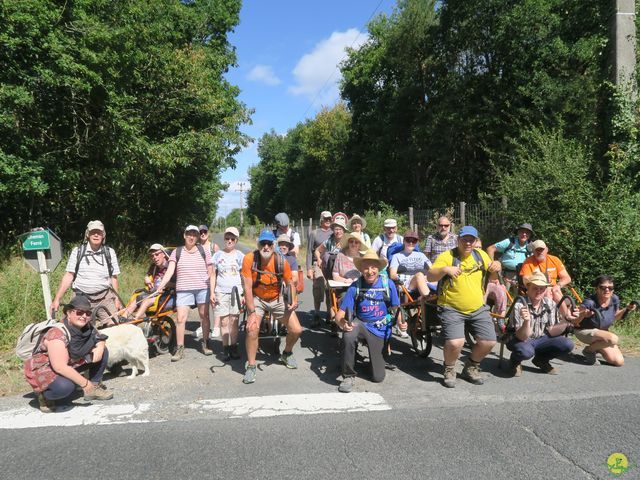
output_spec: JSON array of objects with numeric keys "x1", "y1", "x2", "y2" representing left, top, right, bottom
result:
[{"x1": 217, "y1": 0, "x2": 395, "y2": 217}]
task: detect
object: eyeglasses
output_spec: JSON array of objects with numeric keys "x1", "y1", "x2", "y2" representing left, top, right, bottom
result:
[
  {"x1": 438, "y1": 224, "x2": 450, "y2": 228},
  {"x1": 73, "y1": 309, "x2": 91, "y2": 317},
  {"x1": 151, "y1": 251, "x2": 165, "y2": 257},
  {"x1": 405, "y1": 239, "x2": 418, "y2": 244},
  {"x1": 89, "y1": 230, "x2": 104, "y2": 236},
  {"x1": 259, "y1": 241, "x2": 273, "y2": 247},
  {"x1": 598, "y1": 285, "x2": 614, "y2": 291},
  {"x1": 224, "y1": 236, "x2": 237, "y2": 242}
]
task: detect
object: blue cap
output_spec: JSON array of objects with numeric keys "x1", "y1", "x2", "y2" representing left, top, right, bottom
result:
[
  {"x1": 458, "y1": 225, "x2": 479, "y2": 238},
  {"x1": 258, "y1": 229, "x2": 276, "y2": 243}
]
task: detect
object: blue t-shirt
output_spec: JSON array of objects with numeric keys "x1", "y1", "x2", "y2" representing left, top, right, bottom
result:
[
  {"x1": 580, "y1": 294, "x2": 619, "y2": 331},
  {"x1": 494, "y1": 237, "x2": 530, "y2": 271},
  {"x1": 283, "y1": 252, "x2": 298, "y2": 271},
  {"x1": 390, "y1": 250, "x2": 431, "y2": 286},
  {"x1": 339, "y1": 275, "x2": 400, "y2": 339}
]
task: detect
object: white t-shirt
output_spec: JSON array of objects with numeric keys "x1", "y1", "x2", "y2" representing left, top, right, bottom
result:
[
  {"x1": 212, "y1": 250, "x2": 245, "y2": 294},
  {"x1": 371, "y1": 234, "x2": 403, "y2": 259},
  {"x1": 390, "y1": 250, "x2": 431, "y2": 286},
  {"x1": 65, "y1": 245, "x2": 120, "y2": 294}
]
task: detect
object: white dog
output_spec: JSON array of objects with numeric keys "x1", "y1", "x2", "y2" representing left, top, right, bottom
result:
[{"x1": 102, "y1": 324, "x2": 150, "y2": 378}]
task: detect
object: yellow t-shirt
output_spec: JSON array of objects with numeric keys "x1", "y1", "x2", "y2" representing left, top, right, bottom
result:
[{"x1": 432, "y1": 248, "x2": 491, "y2": 314}]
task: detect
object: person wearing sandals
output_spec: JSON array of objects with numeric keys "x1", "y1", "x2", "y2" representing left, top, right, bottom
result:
[
  {"x1": 24, "y1": 296, "x2": 114, "y2": 413},
  {"x1": 506, "y1": 272, "x2": 576, "y2": 377},
  {"x1": 573, "y1": 275, "x2": 636, "y2": 366}
]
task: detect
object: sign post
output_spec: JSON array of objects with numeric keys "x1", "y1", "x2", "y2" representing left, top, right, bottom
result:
[{"x1": 20, "y1": 228, "x2": 63, "y2": 320}]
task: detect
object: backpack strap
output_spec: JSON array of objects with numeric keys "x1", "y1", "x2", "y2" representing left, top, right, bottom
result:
[
  {"x1": 74, "y1": 243, "x2": 113, "y2": 278},
  {"x1": 103, "y1": 245, "x2": 113, "y2": 277},
  {"x1": 74, "y1": 243, "x2": 87, "y2": 279},
  {"x1": 176, "y1": 245, "x2": 206, "y2": 265},
  {"x1": 251, "y1": 251, "x2": 285, "y2": 292}
]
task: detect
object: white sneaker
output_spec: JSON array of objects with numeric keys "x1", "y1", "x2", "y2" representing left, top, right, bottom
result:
[
  {"x1": 395, "y1": 326, "x2": 409, "y2": 338},
  {"x1": 195, "y1": 326, "x2": 203, "y2": 339},
  {"x1": 212, "y1": 327, "x2": 221, "y2": 338}
]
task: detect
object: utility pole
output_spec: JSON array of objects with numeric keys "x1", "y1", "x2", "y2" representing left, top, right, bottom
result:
[
  {"x1": 238, "y1": 182, "x2": 246, "y2": 227},
  {"x1": 613, "y1": 0, "x2": 637, "y2": 97}
]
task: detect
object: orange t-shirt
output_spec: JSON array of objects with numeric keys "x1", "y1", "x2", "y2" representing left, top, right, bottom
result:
[
  {"x1": 241, "y1": 252, "x2": 292, "y2": 301},
  {"x1": 520, "y1": 254, "x2": 566, "y2": 285}
]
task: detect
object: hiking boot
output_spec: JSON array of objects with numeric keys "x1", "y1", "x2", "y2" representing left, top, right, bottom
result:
[
  {"x1": 338, "y1": 376, "x2": 355, "y2": 393},
  {"x1": 37, "y1": 393, "x2": 56, "y2": 413},
  {"x1": 581, "y1": 347, "x2": 597, "y2": 366},
  {"x1": 532, "y1": 357, "x2": 558, "y2": 375},
  {"x1": 310, "y1": 315, "x2": 323, "y2": 328},
  {"x1": 442, "y1": 364, "x2": 457, "y2": 388},
  {"x1": 171, "y1": 345, "x2": 185, "y2": 362},
  {"x1": 243, "y1": 363, "x2": 257, "y2": 384},
  {"x1": 201, "y1": 340, "x2": 213, "y2": 356},
  {"x1": 461, "y1": 359, "x2": 484, "y2": 385},
  {"x1": 511, "y1": 362, "x2": 523, "y2": 378},
  {"x1": 279, "y1": 352, "x2": 298, "y2": 369},
  {"x1": 84, "y1": 384, "x2": 114, "y2": 401}
]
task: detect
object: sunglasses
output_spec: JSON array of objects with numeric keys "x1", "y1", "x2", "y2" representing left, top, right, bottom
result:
[
  {"x1": 405, "y1": 238, "x2": 418, "y2": 244},
  {"x1": 598, "y1": 285, "x2": 614, "y2": 291},
  {"x1": 259, "y1": 241, "x2": 273, "y2": 247},
  {"x1": 199, "y1": 231, "x2": 208, "y2": 235},
  {"x1": 438, "y1": 224, "x2": 450, "y2": 227},
  {"x1": 73, "y1": 309, "x2": 91, "y2": 317},
  {"x1": 224, "y1": 236, "x2": 237, "y2": 241}
]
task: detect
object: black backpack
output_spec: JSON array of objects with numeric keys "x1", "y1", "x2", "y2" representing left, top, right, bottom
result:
[
  {"x1": 437, "y1": 247, "x2": 486, "y2": 297},
  {"x1": 74, "y1": 243, "x2": 114, "y2": 279},
  {"x1": 251, "y1": 250, "x2": 285, "y2": 292}
]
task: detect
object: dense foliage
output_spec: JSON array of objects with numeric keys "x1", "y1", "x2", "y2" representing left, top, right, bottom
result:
[{"x1": 0, "y1": 0, "x2": 249, "y2": 252}]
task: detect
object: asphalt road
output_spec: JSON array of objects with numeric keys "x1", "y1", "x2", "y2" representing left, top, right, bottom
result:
[{"x1": 1, "y1": 235, "x2": 638, "y2": 479}]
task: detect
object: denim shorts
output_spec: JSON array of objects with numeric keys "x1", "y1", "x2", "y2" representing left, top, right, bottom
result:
[{"x1": 176, "y1": 288, "x2": 209, "y2": 307}]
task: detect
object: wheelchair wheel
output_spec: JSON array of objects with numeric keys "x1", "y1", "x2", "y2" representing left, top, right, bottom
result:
[{"x1": 153, "y1": 318, "x2": 176, "y2": 355}]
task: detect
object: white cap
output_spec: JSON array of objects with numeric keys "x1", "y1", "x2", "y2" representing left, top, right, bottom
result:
[
  {"x1": 224, "y1": 227, "x2": 240, "y2": 238},
  {"x1": 383, "y1": 218, "x2": 397, "y2": 228},
  {"x1": 184, "y1": 225, "x2": 199, "y2": 234}
]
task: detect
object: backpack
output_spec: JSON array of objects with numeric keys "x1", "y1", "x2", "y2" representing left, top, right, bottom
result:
[
  {"x1": 175, "y1": 244, "x2": 207, "y2": 264},
  {"x1": 354, "y1": 274, "x2": 392, "y2": 309},
  {"x1": 74, "y1": 243, "x2": 114, "y2": 279},
  {"x1": 15, "y1": 320, "x2": 70, "y2": 361},
  {"x1": 272, "y1": 227, "x2": 296, "y2": 244},
  {"x1": 251, "y1": 250, "x2": 286, "y2": 293},
  {"x1": 502, "y1": 236, "x2": 532, "y2": 257},
  {"x1": 386, "y1": 242, "x2": 420, "y2": 263},
  {"x1": 437, "y1": 247, "x2": 486, "y2": 298}
]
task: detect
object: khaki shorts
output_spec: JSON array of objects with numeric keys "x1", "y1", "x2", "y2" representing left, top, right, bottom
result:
[
  {"x1": 214, "y1": 291, "x2": 242, "y2": 317},
  {"x1": 573, "y1": 328, "x2": 600, "y2": 344},
  {"x1": 255, "y1": 297, "x2": 286, "y2": 322}
]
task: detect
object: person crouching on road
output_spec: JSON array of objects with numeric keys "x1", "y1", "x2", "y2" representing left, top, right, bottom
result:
[
  {"x1": 240, "y1": 230, "x2": 300, "y2": 384},
  {"x1": 506, "y1": 272, "x2": 576, "y2": 377},
  {"x1": 24, "y1": 296, "x2": 114, "y2": 413},
  {"x1": 427, "y1": 225, "x2": 501, "y2": 388},
  {"x1": 334, "y1": 250, "x2": 400, "y2": 393}
]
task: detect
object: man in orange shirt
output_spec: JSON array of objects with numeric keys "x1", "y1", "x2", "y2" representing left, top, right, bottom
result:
[
  {"x1": 241, "y1": 229, "x2": 300, "y2": 384},
  {"x1": 520, "y1": 240, "x2": 571, "y2": 302}
]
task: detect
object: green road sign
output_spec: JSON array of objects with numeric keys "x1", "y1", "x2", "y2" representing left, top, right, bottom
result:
[{"x1": 23, "y1": 230, "x2": 51, "y2": 251}]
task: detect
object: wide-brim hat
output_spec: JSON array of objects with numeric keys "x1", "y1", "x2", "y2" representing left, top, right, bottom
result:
[
  {"x1": 148, "y1": 243, "x2": 169, "y2": 258},
  {"x1": 63, "y1": 295, "x2": 92, "y2": 313},
  {"x1": 353, "y1": 250, "x2": 388, "y2": 271},
  {"x1": 349, "y1": 214, "x2": 367, "y2": 230},
  {"x1": 514, "y1": 223, "x2": 534, "y2": 236},
  {"x1": 525, "y1": 271, "x2": 551, "y2": 287},
  {"x1": 330, "y1": 217, "x2": 350, "y2": 231},
  {"x1": 276, "y1": 234, "x2": 294, "y2": 250},
  {"x1": 340, "y1": 231, "x2": 368, "y2": 254}
]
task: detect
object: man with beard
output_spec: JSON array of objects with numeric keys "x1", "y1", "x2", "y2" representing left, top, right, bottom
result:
[
  {"x1": 423, "y1": 216, "x2": 457, "y2": 264},
  {"x1": 520, "y1": 240, "x2": 571, "y2": 303},
  {"x1": 241, "y1": 230, "x2": 300, "y2": 384}
]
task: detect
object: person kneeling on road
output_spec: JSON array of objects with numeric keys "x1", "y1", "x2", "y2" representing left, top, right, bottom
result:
[
  {"x1": 506, "y1": 272, "x2": 577, "y2": 377},
  {"x1": 427, "y1": 225, "x2": 501, "y2": 388},
  {"x1": 241, "y1": 230, "x2": 300, "y2": 384},
  {"x1": 24, "y1": 296, "x2": 114, "y2": 413},
  {"x1": 334, "y1": 250, "x2": 401, "y2": 393}
]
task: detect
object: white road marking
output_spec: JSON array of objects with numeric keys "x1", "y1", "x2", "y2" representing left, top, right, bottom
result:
[
  {"x1": 188, "y1": 392, "x2": 391, "y2": 418},
  {"x1": 0, "y1": 403, "x2": 153, "y2": 430}
]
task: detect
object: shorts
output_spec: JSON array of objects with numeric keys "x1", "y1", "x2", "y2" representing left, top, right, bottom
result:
[
  {"x1": 176, "y1": 288, "x2": 209, "y2": 307},
  {"x1": 254, "y1": 297, "x2": 286, "y2": 322},
  {"x1": 573, "y1": 328, "x2": 600, "y2": 344},
  {"x1": 438, "y1": 305, "x2": 497, "y2": 341},
  {"x1": 214, "y1": 291, "x2": 242, "y2": 316},
  {"x1": 75, "y1": 288, "x2": 118, "y2": 328}
]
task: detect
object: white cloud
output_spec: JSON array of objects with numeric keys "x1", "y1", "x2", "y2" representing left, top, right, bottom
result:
[
  {"x1": 247, "y1": 64, "x2": 281, "y2": 86},
  {"x1": 289, "y1": 28, "x2": 367, "y2": 106}
]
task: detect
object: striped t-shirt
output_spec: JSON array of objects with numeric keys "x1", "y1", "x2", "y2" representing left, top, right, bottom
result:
[{"x1": 169, "y1": 247, "x2": 212, "y2": 291}]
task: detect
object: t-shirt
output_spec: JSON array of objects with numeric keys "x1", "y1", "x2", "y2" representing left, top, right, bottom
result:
[
  {"x1": 332, "y1": 252, "x2": 360, "y2": 280},
  {"x1": 371, "y1": 234, "x2": 404, "y2": 259},
  {"x1": 283, "y1": 252, "x2": 299, "y2": 272},
  {"x1": 273, "y1": 227, "x2": 301, "y2": 248},
  {"x1": 212, "y1": 250, "x2": 244, "y2": 294},
  {"x1": 306, "y1": 227, "x2": 332, "y2": 269},
  {"x1": 241, "y1": 251, "x2": 292, "y2": 301},
  {"x1": 432, "y1": 248, "x2": 491, "y2": 313},
  {"x1": 509, "y1": 297, "x2": 558, "y2": 339},
  {"x1": 390, "y1": 250, "x2": 431, "y2": 286},
  {"x1": 339, "y1": 276, "x2": 400, "y2": 339},
  {"x1": 493, "y1": 237, "x2": 530, "y2": 271},
  {"x1": 65, "y1": 245, "x2": 121, "y2": 294},
  {"x1": 169, "y1": 246, "x2": 212, "y2": 291},
  {"x1": 146, "y1": 262, "x2": 175, "y2": 289},
  {"x1": 579, "y1": 294, "x2": 620, "y2": 331},
  {"x1": 520, "y1": 254, "x2": 566, "y2": 286}
]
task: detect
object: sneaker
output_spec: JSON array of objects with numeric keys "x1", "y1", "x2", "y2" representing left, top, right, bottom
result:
[
  {"x1": 511, "y1": 363, "x2": 523, "y2": 378},
  {"x1": 212, "y1": 327, "x2": 221, "y2": 338},
  {"x1": 84, "y1": 384, "x2": 114, "y2": 401},
  {"x1": 532, "y1": 357, "x2": 558, "y2": 375},
  {"x1": 582, "y1": 347, "x2": 597, "y2": 366},
  {"x1": 171, "y1": 345, "x2": 185, "y2": 362},
  {"x1": 243, "y1": 363, "x2": 257, "y2": 384},
  {"x1": 310, "y1": 314, "x2": 323, "y2": 328},
  {"x1": 461, "y1": 359, "x2": 484, "y2": 385},
  {"x1": 201, "y1": 340, "x2": 213, "y2": 356},
  {"x1": 279, "y1": 352, "x2": 298, "y2": 369},
  {"x1": 442, "y1": 365, "x2": 457, "y2": 388},
  {"x1": 194, "y1": 326, "x2": 203, "y2": 339},
  {"x1": 37, "y1": 393, "x2": 56, "y2": 413},
  {"x1": 394, "y1": 326, "x2": 409, "y2": 339},
  {"x1": 338, "y1": 376, "x2": 355, "y2": 393}
]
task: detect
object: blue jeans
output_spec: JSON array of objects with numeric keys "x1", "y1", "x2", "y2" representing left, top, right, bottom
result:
[
  {"x1": 43, "y1": 348, "x2": 109, "y2": 401},
  {"x1": 507, "y1": 334, "x2": 573, "y2": 364}
]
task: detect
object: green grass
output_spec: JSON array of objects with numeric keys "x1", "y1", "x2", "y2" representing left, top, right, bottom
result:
[{"x1": 612, "y1": 313, "x2": 640, "y2": 355}]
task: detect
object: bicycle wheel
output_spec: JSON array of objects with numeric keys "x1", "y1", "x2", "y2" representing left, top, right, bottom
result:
[{"x1": 153, "y1": 318, "x2": 176, "y2": 355}]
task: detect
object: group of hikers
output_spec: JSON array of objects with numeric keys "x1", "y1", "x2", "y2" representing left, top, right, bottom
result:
[{"x1": 22, "y1": 212, "x2": 636, "y2": 411}]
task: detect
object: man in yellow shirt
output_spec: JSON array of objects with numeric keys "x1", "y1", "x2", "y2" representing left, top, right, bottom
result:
[{"x1": 427, "y1": 226, "x2": 501, "y2": 388}]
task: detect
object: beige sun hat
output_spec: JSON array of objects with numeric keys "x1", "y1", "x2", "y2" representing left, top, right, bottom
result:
[
  {"x1": 348, "y1": 214, "x2": 367, "y2": 230},
  {"x1": 85, "y1": 220, "x2": 105, "y2": 241},
  {"x1": 340, "y1": 231, "x2": 368, "y2": 254},
  {"x1": 525, "y1": 271, "x2": 552, "y2": 287},
  {"x1": 276, "y1": 234, "x2": 294, "y2": 250},
  {"x1": 353, "y1": 249, "x2": 388, "y2": 271}
]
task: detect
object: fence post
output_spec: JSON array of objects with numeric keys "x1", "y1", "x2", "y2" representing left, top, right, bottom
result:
[
  {"x1": 501, "y1": 196, "x2": 508, "y2": 210},
  {"x1": 408, "y1": 207, "x2": 414, "y2": 231},
  {"x1": 459, "y1": 202, "x2": 466, "y2": 226},
  {"x1": 309, "y1": 217, "x2": 313, "y2": 236}
]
